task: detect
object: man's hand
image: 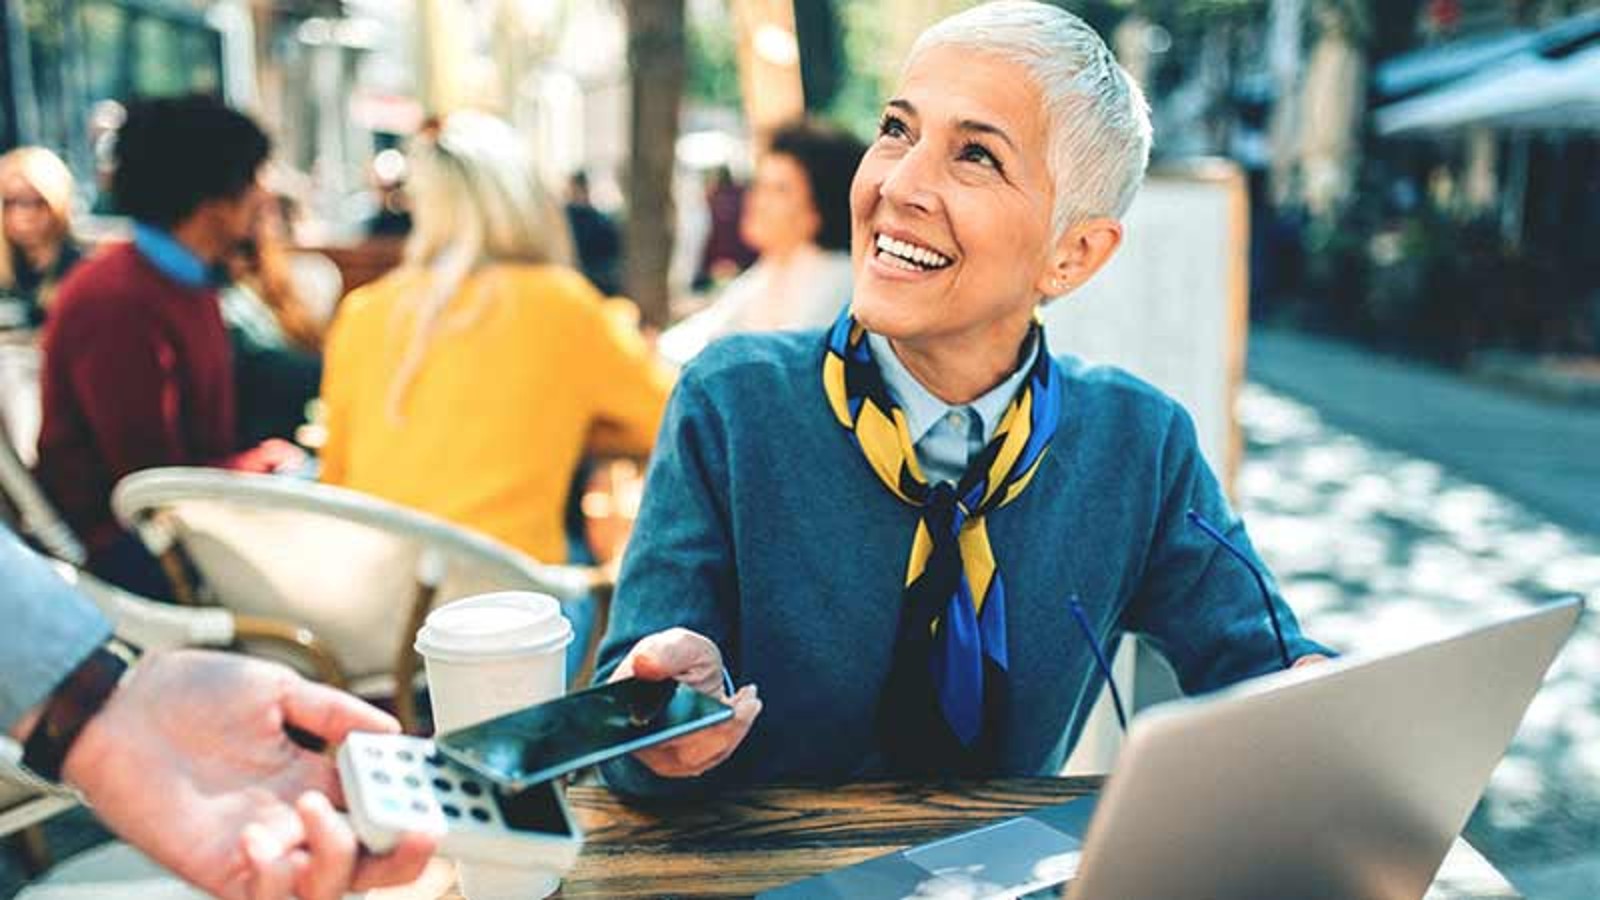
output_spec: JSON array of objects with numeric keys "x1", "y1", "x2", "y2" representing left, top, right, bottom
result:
[
  {"x1": 257, "y1": 438, "x2": 310, "y2": 474},
  {"x1": 62, "y1": 650, "x2": 435, "y2": 900},
  {"x1": 610, "y1": 628, "x2": 761, "y2": 778}
]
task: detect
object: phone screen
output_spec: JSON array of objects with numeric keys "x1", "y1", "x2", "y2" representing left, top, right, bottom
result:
[{"x1": 435, "y1": 678, "x2": 734, "y2": 790}]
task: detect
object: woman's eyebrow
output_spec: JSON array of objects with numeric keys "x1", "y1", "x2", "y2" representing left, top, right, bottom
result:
[
  {"x1": 886, "y1": 98, "x2": 1019, "y2": 154},
  {"x1": 956, "y1": 119, "x2": 1018, "y2": 154}
]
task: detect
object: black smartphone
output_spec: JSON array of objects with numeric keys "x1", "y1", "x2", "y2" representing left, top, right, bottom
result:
[{"x1": 434, "y1": 678, "x2": 734, "y2": 790}]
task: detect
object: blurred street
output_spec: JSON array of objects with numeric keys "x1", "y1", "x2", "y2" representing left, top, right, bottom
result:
[
  {"x1": 1250, "y1": 329, "x2": 1600, "y2": 537},
  {"x1": 1241, "y1": 332, "x2": 1600, "y2": 900}
]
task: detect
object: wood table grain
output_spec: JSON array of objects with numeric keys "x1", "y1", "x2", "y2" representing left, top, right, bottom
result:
[{"x1": 368, "y1": 777, "x2": 1521, "y2": 899}]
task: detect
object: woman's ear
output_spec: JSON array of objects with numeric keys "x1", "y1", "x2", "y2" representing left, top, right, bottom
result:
[{"x1": 1035, "y1": 217, "x2": 1123, "y2": 298}]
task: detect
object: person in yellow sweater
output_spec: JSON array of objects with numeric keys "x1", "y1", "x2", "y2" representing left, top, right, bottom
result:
[{"x1": 319, "y1": 113, "x2": 672, "y2": 663}]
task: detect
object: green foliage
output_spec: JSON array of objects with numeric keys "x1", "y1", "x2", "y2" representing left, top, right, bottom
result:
[
  {"x1": 685, "y1": 10, "x2": 741, "y2": 109},
  {"x1": 822, "y1": 0, "x2": 893, "y2": 139},
  {"x1": 19, "y1": 0, "x2": 70, "y2": 48},
  {"x1": 1117, "y1": 0, "x2": 1268, "y2": 25}
]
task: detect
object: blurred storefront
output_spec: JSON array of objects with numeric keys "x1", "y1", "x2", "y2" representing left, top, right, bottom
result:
[
  {"x1": 1356, "y1": 4, "x2": 1600, "y2": 360},
  {"x1": 3, "y1": 0, "x2": 239, "y2": 201},
  {"x1": 0, "y1": 0, "x2": 409, "y2": 236}
]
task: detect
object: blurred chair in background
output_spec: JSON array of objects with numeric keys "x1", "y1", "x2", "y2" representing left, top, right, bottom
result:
[{"x1": 111, "y1": 467, "x2": 600, "y2": 731}]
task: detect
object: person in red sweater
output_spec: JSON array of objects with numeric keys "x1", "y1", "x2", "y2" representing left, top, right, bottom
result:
[{"x1": 37, "y1": 95, "x2": 301, "y2": 598}]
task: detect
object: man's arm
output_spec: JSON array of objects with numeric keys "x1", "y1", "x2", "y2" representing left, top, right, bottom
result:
[
  {"x1": 0, "y1": 526, "x2": 435, "y2": 898},
  {"x1": 0, "y1": 526, "x2": 113, "y2": 741}
]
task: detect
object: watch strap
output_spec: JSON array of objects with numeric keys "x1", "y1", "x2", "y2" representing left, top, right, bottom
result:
[{"x1": 21, "y1": 639, "x2": 137, "y2": 783}]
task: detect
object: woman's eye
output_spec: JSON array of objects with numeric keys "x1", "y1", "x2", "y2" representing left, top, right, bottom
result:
[
  {"x1": 878, "y1": 114, "x2": 910, "y2": 141},
  {"x1": 959, "y1": 143, "x2": 1001, "y2": 171}
]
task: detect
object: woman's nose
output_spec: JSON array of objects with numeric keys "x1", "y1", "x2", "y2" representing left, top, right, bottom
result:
[{"x1": 878, "y1": 147, "x2": 940, "y2": 216}]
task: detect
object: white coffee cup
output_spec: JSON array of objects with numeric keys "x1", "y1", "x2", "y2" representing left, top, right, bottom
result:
[{"x1": 415, "y1": 591, "x2": 575, "y2": 900}]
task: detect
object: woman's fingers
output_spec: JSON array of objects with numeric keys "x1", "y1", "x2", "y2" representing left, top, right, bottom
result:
[
  {"x1": 634, "y1": 685, "x2": 761, "y2": 777},
  {"x1": 619, "y1": 628, "x2": 727, "y2": 697}
]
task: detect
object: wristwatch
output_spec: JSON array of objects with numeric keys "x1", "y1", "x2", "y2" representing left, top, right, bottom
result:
[{"x1": 20, "y1": 637, "x2": 139, "y2": 784}]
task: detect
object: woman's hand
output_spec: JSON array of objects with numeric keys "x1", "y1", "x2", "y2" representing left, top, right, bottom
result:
[{"x1": 610, "y1": 628, "x2": 762, "y2": 778}]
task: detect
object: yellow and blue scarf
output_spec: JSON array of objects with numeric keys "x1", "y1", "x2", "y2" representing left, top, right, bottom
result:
[{"x1": 823, "y1": 311, "x2": 1059, "y2": 761}]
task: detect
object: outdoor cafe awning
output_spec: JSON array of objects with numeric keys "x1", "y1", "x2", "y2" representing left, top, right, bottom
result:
[{"x1": 1376, "y1": 40, "x2": 1600, "y2": 136}]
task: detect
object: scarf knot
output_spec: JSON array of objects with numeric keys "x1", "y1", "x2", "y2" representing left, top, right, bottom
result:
[{"x1": 821, "y1": 310, "x2": 1061, "y2": 765}]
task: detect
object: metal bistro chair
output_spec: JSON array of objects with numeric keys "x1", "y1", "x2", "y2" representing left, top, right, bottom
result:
[{"x1": 110, "y1": 468, "x2": 601, "y2": 731}]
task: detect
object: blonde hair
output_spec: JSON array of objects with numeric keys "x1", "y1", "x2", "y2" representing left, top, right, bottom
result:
[
  {"x1": 387, "y1": 111, "x2": 574, "y2": 419},
  {"x1": 908, "y1": 1, "x2": 1152, "y2": 234},
  {"x1": 0, "y1": 147, "x2": 76, "y2": 298}
]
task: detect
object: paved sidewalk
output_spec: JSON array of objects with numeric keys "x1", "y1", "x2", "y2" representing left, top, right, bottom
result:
[
  {"x1": 1248, "y1": 329, "x2": 1600, "y2": 538},
  {"x1": 1236, "y1": 383, "x2": 1600, "y2": 900}
]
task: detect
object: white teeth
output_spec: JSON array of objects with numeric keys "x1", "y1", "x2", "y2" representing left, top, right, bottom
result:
[
  {"x1": 874, "y1": 233, "x2": 950, "y2": 269},
  {"x1": 876, "y1": 249, "x2": 919, "y2": 271}
]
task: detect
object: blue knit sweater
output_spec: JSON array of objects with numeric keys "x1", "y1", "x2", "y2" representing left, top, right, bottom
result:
[{"x1": 596, "y1": 330, "x2": 1328, "y2": 796}]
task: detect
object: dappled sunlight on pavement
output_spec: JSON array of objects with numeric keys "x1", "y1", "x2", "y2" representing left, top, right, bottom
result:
[{"x1": 1237, "y1": 384, "x2": 1600, "y2": 898}]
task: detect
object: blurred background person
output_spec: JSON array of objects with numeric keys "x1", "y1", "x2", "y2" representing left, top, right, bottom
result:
[
  {"x1": 0, "y1": 148, "x2": 82, "y2": 330},
  {"x1": 661, "y1": 120, "x2": 865, "y2": 363},
  {"x1": 693, "y1": 164, "x2": 756, "y2": 290},
  {"x1": 35, "y1": 95, "x2": 302, "y2": 599},
  {"x1": 221, "y1": 193, "x2": 326, "y2": 448},
  {"x1": 318, "y1": 111, "x2": 672, "y2": 677},
  {"x1": 565, "y1": 170, "x2": 623, "y2": 296}
]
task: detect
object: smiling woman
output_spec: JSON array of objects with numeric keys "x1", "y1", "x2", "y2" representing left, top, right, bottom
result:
[{"x1": 593, "y1": 0, "x2": 1330, "y2": 796}]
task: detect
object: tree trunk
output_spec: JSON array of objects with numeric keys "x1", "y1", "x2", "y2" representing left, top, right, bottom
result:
[
  {"x1": 1297, "y1": 0, "x2": 1367, "y2": 218},
  {"x1": 623, "y1": 0, "x2": 686, "y2": 328}
]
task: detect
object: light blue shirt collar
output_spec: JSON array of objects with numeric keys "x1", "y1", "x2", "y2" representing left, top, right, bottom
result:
[
  {"x1": 132, "y1": 222, "x2": 213, "y2": 289},
  {"x1": 866, "y1": 329, "x2": 1039, "y2": 446}
]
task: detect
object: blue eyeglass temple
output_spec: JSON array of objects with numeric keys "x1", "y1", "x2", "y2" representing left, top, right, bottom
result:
[
  {"x1": 1069, "y1": 594, "x2": 1128, "y2": 732},
  {"x1": 1069, "y1": 512, "x2": 1294, "y2": 736},
  {"x1": 1186, "y1": 509, "x2": 1294, "y2": 670}
]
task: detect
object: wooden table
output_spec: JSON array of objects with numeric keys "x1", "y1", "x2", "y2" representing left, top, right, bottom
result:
[{"x1": 372, "y1": 778, "x2": 1521, "y2": 899}]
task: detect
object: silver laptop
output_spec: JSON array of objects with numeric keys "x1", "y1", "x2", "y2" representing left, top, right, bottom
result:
[{"x1": 763, "y1": 597, "x2": 1583, "y2": 900}]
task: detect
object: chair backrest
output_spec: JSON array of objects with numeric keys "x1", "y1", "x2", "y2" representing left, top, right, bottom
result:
[
  {"x1": 111, "y1": 468, "x2": 589, "y2": 683},
  {"x1": 0, "y1": 781, "x2": 76, "y2": 840},
  {"x1": 0, "y1": 342, "x2": 41, "y2": 469},
  {"x1": 48, "y1": 560, "x2": 235, "y2": 653},
  {"x1": 0, "y1": 347, "x2": 84, "y2": 565}
]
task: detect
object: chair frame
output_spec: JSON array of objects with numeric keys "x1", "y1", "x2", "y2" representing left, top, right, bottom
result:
[{"x1": 111, "y1": 468, "x2": 601, "y2": 730}]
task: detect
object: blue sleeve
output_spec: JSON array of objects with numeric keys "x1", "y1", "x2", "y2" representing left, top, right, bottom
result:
[
  {"x1": 593, "y1": 371, "x2": 742, "y2": 798},
  {"x1": 1122, "y1": 404, "x2": 1332, "y2": 694},
  {"x1": 0, "y1": 527, "x2": 113, "y2": 734}
]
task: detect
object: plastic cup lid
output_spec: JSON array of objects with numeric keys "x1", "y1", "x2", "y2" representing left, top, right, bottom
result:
[{"x1": 415, "y1": 592, "x2": 573, "y2": 662}]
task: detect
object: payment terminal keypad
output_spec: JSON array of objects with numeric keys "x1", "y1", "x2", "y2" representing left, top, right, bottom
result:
[{"x1": 339, "y1": 732, "x2": 514, "y2": 854}]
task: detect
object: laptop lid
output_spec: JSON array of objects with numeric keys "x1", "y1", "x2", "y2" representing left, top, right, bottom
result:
[{"x1": 1066, "y1": 597, "x2": 1582, "y2": 900}]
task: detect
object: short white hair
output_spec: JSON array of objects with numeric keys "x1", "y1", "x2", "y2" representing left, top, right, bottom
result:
[{"x1": 907, "y1": 1, "x2": 1153, "y2": 233}]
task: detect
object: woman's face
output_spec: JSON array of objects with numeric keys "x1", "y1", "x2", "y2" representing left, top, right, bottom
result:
[
  {"x1": 849, "y1": 46, "x2": 1060, "y2": 355},
  {"x1": 1, "y1": 170, "x2": 58, "y2": 253},
  {"x1": 740, "y1": 152, "x2": 821, "y2": 257}
]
